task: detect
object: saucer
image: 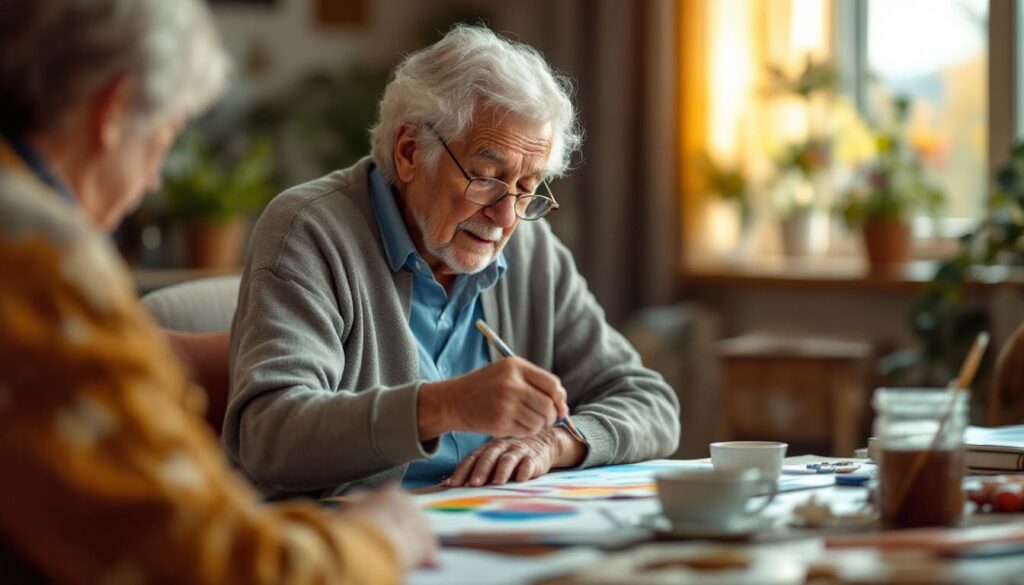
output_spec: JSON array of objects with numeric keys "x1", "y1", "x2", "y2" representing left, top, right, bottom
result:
[{"x1": 638, "y1": 513, "x2": 776, "y2": 540}]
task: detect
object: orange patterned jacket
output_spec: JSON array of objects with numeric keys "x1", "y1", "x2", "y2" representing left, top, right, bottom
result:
[{"x1": 0, "y1": 137, "x2": 400, "y2": 585}]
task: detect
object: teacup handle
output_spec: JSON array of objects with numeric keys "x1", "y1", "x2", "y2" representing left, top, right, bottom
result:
[{"x1": 744, "y1": 477, "x2": 778, "y2": 516}]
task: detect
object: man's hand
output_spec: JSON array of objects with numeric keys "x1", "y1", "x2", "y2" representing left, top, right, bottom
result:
[
  {"x1": 334, "y1": 485, "x2": 437, "y2": 570},
  {"x1": 417, "y1": 357, "x2": 569, "y2": 441},
  {"x1": 442, "y1": 426, "x2": 587, "y2": 487}
]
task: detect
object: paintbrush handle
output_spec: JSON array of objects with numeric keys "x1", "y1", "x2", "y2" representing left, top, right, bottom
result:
[{"x1": 475, "y1": 320, "x2": 587, "y2": 444}]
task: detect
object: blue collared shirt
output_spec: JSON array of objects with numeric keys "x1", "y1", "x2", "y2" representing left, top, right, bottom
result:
[{"x1": 368, "y1": 166, "x2": 505, "y2": 488}]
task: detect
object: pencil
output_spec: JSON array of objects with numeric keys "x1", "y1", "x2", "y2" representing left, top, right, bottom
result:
[{"x1": 475, "y1": 319, "x2": 587, "y2": 444}]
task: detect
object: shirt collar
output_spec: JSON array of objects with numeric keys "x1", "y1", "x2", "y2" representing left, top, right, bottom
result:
[
  {"x1": 368, "y1": 165, "x2": 507, "y2": 281},
  {"x1": 0, "y1": 130, "x2": 75, "y2": 206},
  {"x1": 369, "y1": 165, "x2": 420, "y2": 273}
]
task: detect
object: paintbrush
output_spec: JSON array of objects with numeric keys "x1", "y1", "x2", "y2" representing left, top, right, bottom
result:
[{"x1": 474, "y1": 319, "x2": 587, "y2": 443}]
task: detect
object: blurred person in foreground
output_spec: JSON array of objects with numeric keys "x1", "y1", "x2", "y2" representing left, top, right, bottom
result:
[
  {"x1": 0, "y1": 1, "x2": 435, "y2": 583},
  {"x1": 226, "y1": 25, "x2": 680, "y2": 498}
]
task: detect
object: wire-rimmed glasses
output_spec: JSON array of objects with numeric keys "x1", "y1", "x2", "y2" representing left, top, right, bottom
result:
[{"x1": 431, "y1": 129, "x2": 559, "y2": 221}]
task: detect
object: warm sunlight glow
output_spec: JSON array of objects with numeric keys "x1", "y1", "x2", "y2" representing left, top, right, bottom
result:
[
  {"x1": 790, "y1": 0, "x2": 825, "y2": 54},
  {"x1": 708, "y1": 0, "x2": 755, "y2": 162}
]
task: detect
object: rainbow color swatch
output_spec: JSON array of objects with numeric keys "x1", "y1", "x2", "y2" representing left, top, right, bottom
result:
[
  {"x1": 423, "y1": 496, "x2": 580, "y2": 522},
  {"x1": 424, "y1": 496, "x2": 514, "y2": 513}
]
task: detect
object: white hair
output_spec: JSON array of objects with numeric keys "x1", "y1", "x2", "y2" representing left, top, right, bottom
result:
[
  {"x1": 0, "y1": 0, "x2": 231, "y2": 133},
  {"x1": 370, "y1": 25, "x2": 582, "y2": 184}
]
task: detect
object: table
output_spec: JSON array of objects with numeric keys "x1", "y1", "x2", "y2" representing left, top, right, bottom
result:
[{"x1": 407, "y1": 456, "x2": 1024, "y2": 585}]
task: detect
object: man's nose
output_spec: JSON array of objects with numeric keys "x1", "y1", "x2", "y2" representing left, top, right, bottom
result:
[{"x1": 483, "y1": 193, "x2": 518, "y2": 228}]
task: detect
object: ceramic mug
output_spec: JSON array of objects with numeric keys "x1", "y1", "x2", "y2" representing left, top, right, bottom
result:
[
  {"x1": 654, "y1": 468, "x2": 777, "y2": 528},
  {"x1": 710, "y1": 441, "x2": 788, "y2": 480}
]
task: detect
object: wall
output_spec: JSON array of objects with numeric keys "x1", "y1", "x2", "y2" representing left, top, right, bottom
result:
[{"x1": 209, "y1": 0, "x2": 447, "y2": 99}]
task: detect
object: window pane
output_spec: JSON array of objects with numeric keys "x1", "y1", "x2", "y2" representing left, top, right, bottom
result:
[{"x1": 866, "y1": 0, "x2": 987, "y2": 221}]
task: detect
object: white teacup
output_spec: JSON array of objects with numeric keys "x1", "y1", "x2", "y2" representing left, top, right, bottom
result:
[
  {"x1": 710, "y1": 441, "x2": 788, "y2": 480},
  {"x1": 655, "y1": 468, "x2": 777, "y2": 528}
]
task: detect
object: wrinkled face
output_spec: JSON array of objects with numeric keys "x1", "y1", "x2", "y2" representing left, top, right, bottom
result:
[
  {"x1": 84, "y1": 114, "x2": 184, "y2": 231},
  {"x1": 396, "y1": 111, "x2": 553, "y2": 278}
]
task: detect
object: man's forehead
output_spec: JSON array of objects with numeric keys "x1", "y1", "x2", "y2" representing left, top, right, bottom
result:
[{"x1": 466, "y1": 125, "x2": 553, "y2": 169}]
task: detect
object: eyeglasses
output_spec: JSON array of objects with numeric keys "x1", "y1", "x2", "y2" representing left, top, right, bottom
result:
[{"x1": 431, "y1": 129, "x2": 559, "y2": 221}]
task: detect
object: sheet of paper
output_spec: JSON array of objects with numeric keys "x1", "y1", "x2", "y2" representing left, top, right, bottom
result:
[
  {"x1": 485, "y1": 459, "x2": 833, "y2": 498},
  {"x1": 966, "y1": 425, "x2": 1024, "y2": 450},
  {"x1": 407, "y1": 547, "x2": 601, "y2": 585},
  {"x1": 414, "y1": 484, "x2": 663, "y2": 537},
  {"x1": 484, "y1": 459, "x2": 709, "y2": 500},
  {"x1": 418, "y1": 494, "x2": 622, "y2": 536},
  {"x1": 777, "y1": 474, "x2": 843, "y2": 492}
]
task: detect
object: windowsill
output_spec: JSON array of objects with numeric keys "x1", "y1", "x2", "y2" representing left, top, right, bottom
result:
[{"x1": 682, "y1": 253, "x2": 1024, "y2": 294}]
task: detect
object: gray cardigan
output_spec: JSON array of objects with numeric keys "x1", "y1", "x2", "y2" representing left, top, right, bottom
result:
[{"x1": 225, "y1": 157, "x2": 681, "y2": 498}]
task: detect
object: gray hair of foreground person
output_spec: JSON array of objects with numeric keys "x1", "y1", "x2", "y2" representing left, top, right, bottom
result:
[
  {"x1": 0, "y1": 0, "x2": 230, "y2": 134},
  {"x1": 369, "y1": 24, "x2": 583, "y2": 184}
]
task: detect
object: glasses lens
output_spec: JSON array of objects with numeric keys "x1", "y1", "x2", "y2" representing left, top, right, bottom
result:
[
  {"x1": 516, "y1": 195, "x2": 554, "y2": 220},
  {"x1": 465, "y1": 178, "x2": 508, "y2": 206}
]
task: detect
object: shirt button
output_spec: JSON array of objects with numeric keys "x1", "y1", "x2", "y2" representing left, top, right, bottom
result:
[{"x1": 415, "y1": 261, "x2": 423, "y2": 271}]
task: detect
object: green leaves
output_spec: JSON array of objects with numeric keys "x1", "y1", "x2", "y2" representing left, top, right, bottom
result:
[
  {"x1": 699, "y1": 153, "x2": 748, "y2": 204},
  {"x1": 162, "y1": 130, "x2": 275, "y2": 223},
  {"x1": 900, "y1": 141, "x2": 1024, "y2": 386},
  {"x1": 764, "y1": 56, "x2": 838, "y2": 99},
  {"x1": 280, "y1": 65, "x2": 390, "y2": 176},
  {"x1": 838, "y1": 96, "x2": 945, "y2": 228},
  {"x1": 777, "y1": 139, "x2": 831, "y2": 178}
]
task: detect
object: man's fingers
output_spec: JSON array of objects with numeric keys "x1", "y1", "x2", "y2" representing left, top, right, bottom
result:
[
  {"x1": 512, "y1": 406, "x2": 547, "y2": 435},
  {"x1": 446, "y1": 451, "x2": 480, "y2": 486},
  {"x1": 515, "y1": 457, "x2": 538, "y2": 482},
  {"x1": 468, "y1": 443, "x2": 510, "y2": 486},
  {"x1": 514, "y1": 385, "x2": 558, "y2": 426},
  {"x1": 491, "y1": 450, "x2": 525, "y2": 485},
  {"x1": 517, "y1": 359, "x2": 569, "y2": 418}
]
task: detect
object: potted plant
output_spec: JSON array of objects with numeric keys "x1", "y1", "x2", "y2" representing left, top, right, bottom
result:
[
  {"x1": 765, "y1": 56, "x2": 838, "y2": 257},
  {"x1": 162, "y1": 130, "x2": 275, "y2": 268},
  {"x1": 839, "y1": 97, "x2": 944, "y2": 266},
  {"x1": 774, "y1": 138, "x2": 831, "y2": 256},
  {"x1": 699, "y1": 153, "x2": 752, "y2": 250}
]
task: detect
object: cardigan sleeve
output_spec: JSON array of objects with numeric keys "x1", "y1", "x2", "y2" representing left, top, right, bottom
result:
[
  {"x1": 0, "y1": 226, "x2": 401, "y2": 585},
  {"x1": 539, "y1": 224, "x2": 681, "y2": 467}
]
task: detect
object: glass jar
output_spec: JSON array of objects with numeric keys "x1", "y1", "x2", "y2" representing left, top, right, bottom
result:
[{"x1": 872, "y1": 388, "x2": 968, "y2": 528}]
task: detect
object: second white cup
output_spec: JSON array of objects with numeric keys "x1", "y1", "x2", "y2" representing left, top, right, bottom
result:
[{"x1": 710, "y1": 441, "x2": 788, "y2": 480}]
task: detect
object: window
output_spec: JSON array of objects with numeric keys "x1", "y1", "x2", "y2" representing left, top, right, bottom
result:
[
  {"x1": 849, "y1": 0, "x2": 989, "y2": 224},
  {"x1": 682, "y1": 0, "x2": 1007, "y2": 260}
]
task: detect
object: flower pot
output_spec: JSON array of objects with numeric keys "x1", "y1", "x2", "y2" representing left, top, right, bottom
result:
[
  {"x1": 185, "y1": 218, "x2": 247, "y2": 269},
  {"x1": 861, "y1": 218, "x2": 911, "y2": 266},
  {"x1": 779, "y1": 211, "x2": 813, "y2": 257}
]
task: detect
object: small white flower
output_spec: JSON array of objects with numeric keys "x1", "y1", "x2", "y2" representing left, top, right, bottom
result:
[
  {"x1": 159, "y1": 452, "x2": 207, "y2": 492},
  {"x1": 54, "y1": 396, "x2": 117, "y2": 450}
]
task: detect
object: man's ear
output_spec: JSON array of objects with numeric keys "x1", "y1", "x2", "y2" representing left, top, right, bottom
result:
[
  {"x1": 89, "y1": 75, "x2": 136, "y2": 153},
  {"x1": 393, "y1": 122, "x2": 421, "y2": 183}
]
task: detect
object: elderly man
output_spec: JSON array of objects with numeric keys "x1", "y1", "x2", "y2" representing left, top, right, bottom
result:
[{"x1": 226, "y1": 25, "x2": 680, "y2": 498}]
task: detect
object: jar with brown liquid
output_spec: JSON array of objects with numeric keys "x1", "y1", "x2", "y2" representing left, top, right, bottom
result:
[{"x1": 873, "y1": 388, "x2": 968, "y2": 528}]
